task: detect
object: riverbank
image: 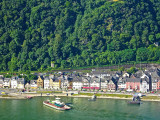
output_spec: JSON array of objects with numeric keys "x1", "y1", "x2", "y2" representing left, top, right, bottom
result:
[{"x1": 1, "y1": 92, "x2": 160, "y2": 102}]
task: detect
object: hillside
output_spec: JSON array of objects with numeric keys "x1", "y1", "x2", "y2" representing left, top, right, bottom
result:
[{"x1": 0, "y1": 0, "x2": 160, "y2": 71}]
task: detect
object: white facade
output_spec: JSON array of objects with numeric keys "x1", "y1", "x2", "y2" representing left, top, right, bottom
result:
[
  {"x1": 30, "y1": 82, "x2": 37, "y2": 88},
  {"x1": 73, "y1": 82, "x2": 83, "y2": 90},
  {"x1": 101, "y1": 81, "x2": 108, "y2": 90},
  {"x1": 17, "y1": 84, "x2": 24, "y2": 89},
  {"x1": 152, "y1": 83, "x2": 157, "y2": 91},
  {"x1": 11, "y1": 79, "x2": 18, "y2": 88},
  {"x1": 61, "y1": 80, "x2": 68, "y2": 90},
  {"x1": 90, "y1": 81, "x2": 100, "y2": 87},
  {"x1": 3, "y1": 80, "x2": 10, "y2": 88},
  {"x1": 44, "y1": 79, "x2": 50, "y2": 89},
  {"x1": 118, "y1": 83, "x2": 126, "y2": 89},
  {"x1": 140, "y1": 81, "x2": 149, "y2": 92}
]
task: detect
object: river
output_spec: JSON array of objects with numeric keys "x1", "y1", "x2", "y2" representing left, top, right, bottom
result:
[{"x1": 0, "y1": 97, "x2": 159, "y2": 120}]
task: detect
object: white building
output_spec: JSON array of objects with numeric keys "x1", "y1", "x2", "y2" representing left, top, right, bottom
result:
[
  {"x1": 101, "y1": 79, "x2": 108, "y2": 90},
  {"x1": 140, "y1": 80, "x2": 149, "y2": 92},
  {"x1": 44, "y1": 77, "x2": 50, "y2": 89},
  {"x1": 72, "y1": 77, "x2": 83, "y2": 90},
  {"x1": 30, "y1": 80, "x2": 37, "y2": 89},
  {"x1": 11, "y1": 77, "x2": 18, "y2": 88},
  {"x1": 3, "y1": 78, "x2": 10, "y2": 88},
  {"x1": 118, "y1": 78, "x2": 126, "y2": 90}
]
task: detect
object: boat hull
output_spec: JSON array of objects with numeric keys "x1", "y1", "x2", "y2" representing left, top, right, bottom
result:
[
  {"x1": 128, "y1": 101, "x2": 141, "y2": 104},
  {"x1": 43, "y1": 101, "x2": 71, "y2": 110}
]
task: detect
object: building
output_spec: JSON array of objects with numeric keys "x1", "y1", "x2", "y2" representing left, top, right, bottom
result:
[
  {"x1": 107, "y1": 78, "x2": 116, "y2": 91},
  {"x1": 17, "y1": 78, "x2": 25, "y2": 89},
  {"x1": 37, "y1": 76, "x2": 44, "y2": 89},
  {"x1": 100, "y1": 78, "x2": 108, "y2": 91},
  {"x1": 72, "y1": 77, "x2": 83, "y2": 90},
  {"x1": 117, "y1": 77, "x2": 126, "y2": 91},
  {"x1": 0, "y1": 77, "x2": 4, "y2": 88},
  {"x1": 44, "y1": 77, "x2": 50, "y2": 89},
  {"x1": 30, "y1": 80, "x2": 37, "y2": 89},
  {"x1": 11, "y1": 77, "x2": 18, "y2": 88},
  {"x1": 49, "y1": 78, "x2": 54, "y2": 89},
  {"x1": 3, "y1": 78, "x2": 10, "y2": 88},
  {"x1": 82, "y1": 77, "x2": 90, "y2": 89},
  {"x1": 53, "y1": 78, "x2": 60, "y2": 90},
  {"x1": 126, "y1": 78, "x2": 141, "y2": 92},
  {"x1": 90, "y1": 77, "x2": 101, "y2": 90}
]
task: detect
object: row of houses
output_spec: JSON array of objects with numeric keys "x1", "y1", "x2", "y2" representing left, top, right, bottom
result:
[
  {"x1": 1, "y1": 67, "x2": 160, "y2": 92},
  {"x1": 0, "y1": 77, "x2": 25, "y2": 89}
]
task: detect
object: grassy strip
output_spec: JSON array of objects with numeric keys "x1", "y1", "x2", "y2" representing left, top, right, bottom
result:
[
  {"x1": 79, "y1": 93, "x2": 132, "y2": 98},
  {"x1": 142, "y1": 96, "x2": 160, "y2": 100},
  {"x1": 36, "y1": 91, "x2": 62, "y2": 94}
]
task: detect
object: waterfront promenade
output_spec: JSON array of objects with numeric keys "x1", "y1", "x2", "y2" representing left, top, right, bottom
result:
[{"x1": 1, "y1": 90, "x2": 160, "y2": 101}]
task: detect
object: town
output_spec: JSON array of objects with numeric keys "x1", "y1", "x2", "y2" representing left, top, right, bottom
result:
[{"x1": 0, "y1": 66, "x2": 160, "y2": 93}]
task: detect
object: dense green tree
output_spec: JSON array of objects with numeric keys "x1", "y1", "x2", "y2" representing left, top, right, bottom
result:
[{"x1": 0, "y1": 0, "x2": 160, "y2": 71}]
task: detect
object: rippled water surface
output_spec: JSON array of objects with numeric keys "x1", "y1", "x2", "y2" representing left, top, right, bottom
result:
[{"x1": 0, "y1": 97, "x2": 160, "y2": 120}]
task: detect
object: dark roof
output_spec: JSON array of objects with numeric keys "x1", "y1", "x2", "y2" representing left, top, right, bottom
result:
[
  {"x1": 4, "y1": 78, "x2": 10, "y2": 82},
  {"x1": 141, "y1": 78, "x2": 149, "y2": 83},
  {"x1": 53, "y1": 77, "x2": 59, "y2": 82},
  {"x1": 73, "y1": 77, "x2": 82, "y2": 82},
  {"x1": 90, "y1": 77, "x2": 100, "y2": 83},
  {"x1": 126, "y1": 78, "x2": 141, "y2": 82},
  {"x1": 0, "y1": 77, "x2": 4, "y2": 81},
  {"x1": 92, "y1": 71, "x2": 107, "y2": 75},
  {"x1": 133, "y1": 70, "x2": 143, "y2": 78},
  {"x1": 30, "y1": 80, "x2": 37, "y2": 84},
  {"x1": 44, "y1": 76, "x2": 50, "y2": 80}
]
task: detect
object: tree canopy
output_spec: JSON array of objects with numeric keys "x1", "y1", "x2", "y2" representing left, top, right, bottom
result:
[{"x1": 0, "y1": 0, "x2": 160, "y2": 71}]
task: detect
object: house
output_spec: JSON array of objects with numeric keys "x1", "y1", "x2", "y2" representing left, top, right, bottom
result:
[
  {"x1": 126, "y1": 78, "x2": 141, "y2": 92},
  {"x1": 53, "y1": 78, "x2": 60, "y2": 90},
  {"x1": 72, "y1": 77, "x2": 83, "y2": 90},
  {"x1": 60, "y1": 79, "x2": 68, "y2": 90},
  {"x1": 157, "y1": 80, "x2": 160, "y2": 91},
  {"x1": 149, "y1": 69, "x2": 160, "y2": 91},
  {"x1": 17, "y1": 78, "x2": 25, "y2": 89},
  {"x1": 11, "y1": 77, "x2": 18, "y2": 88},
  {"x1": 140, "y1": 78, "x2": 149, "y2": 92},
  {"x1": 3, "y1": 78, "x2": 10, "y2": 88},
  {"x1": 49, "y1": 78, "x2": 54, "y2": 89},
  {"x1": 82, "y1": 77, "x2": 90, "y2": 89},
  {"x1": 90, "y1": 77, "x2": 101, "y2": 90},
  {"x1": 44, "y1": 77, "x2": 50, "y2": 89},
  {"x1": 67, "y1": 77, "x2": 73, "y2": 90},
  {"x1": 37, "y1": 76, "x2": 44, "y2": 89},
  {"x1": 100, "y1": 78, "x2": 108, "y2": 91},
  {"x1": 152, "y1": 80, "x2": 158, "y2": 91},
  {"x1": 118, "y1": 77, "x2": 126, "y2": 91},
  {"x1": 107, "y1": 78, "x2": 116, "y2": 91},
  {"x1": 0, "y1": 77, "x2": 3, "y2": 88},
  {"x1": 25, "y1": 83, "x2": 31, "y2": 91},
  {"x1": 30, "y1": 80, "x2": 37, "y2": 89},
  {"x1": 140, "y1": 73, "x2": 150, "y2": 92}
]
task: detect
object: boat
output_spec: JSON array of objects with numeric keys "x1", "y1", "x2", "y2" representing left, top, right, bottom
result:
[
  {"x1": 128, "y1": 101, "x2": 141, "y2": 104},
  {"x1": 43, "y1": 97, "x2": 71, "y2": 110},
  {"x1": 88, "y1": 95, "x2": 96, "y2": 101},
  {"x1": 128, "y1": 93, "x2": 141, "y2": 104}
]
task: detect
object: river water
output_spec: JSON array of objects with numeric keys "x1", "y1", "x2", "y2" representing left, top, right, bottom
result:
[{"x1": 0, "y1": 97, "x2": 159, "y2": 120}]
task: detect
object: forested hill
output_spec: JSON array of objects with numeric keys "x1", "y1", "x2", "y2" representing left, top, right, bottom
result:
[{"x1": 0, "y1": 0, "x2": 160, "y2": 71}]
